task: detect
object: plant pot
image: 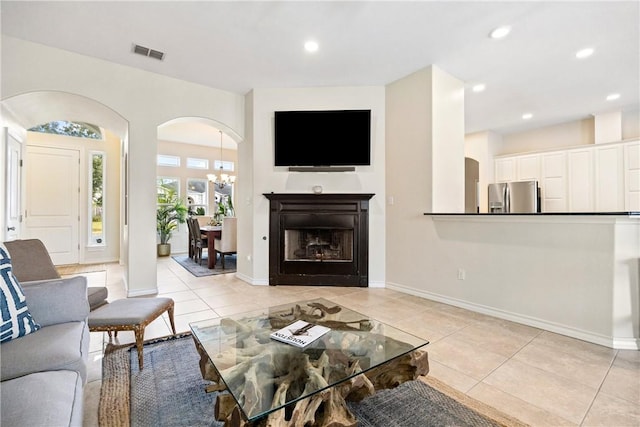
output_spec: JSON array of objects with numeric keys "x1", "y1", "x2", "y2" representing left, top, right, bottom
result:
[{"x1": 157, "y1": 243, "x2": 171, "y2": 257}]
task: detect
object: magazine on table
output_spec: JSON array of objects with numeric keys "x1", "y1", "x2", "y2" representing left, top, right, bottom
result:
[{"x1": 270, "y1": 320, "x2": 331, "y2": 347}]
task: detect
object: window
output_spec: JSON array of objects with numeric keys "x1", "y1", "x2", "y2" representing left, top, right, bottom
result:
[
  {"x1": 187, "y1": 178, "x2": 208, "y2": 215},
  {"x1": 89, "y1": 152, "x2": 106, "y2": 246},
  {"x1": 214, "y1": 160, "x2": 234, "y2": 172},
  {"x1": 157, "y1": 154, "x2": 180, "y2": 167},
  {"x1": 157, "y1": 177, "x2": 180, "y2": 199},
  {"x1": 187, "y1": 157, "x2": 209, "y2": 169},
  {"x1": 29, "y1": 120, "x2": 102, "y2": 140}
]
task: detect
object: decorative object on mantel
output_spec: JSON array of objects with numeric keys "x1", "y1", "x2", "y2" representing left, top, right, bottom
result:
[{"x1": 207, "y1": 130, "x2": 236, "y2": 188}]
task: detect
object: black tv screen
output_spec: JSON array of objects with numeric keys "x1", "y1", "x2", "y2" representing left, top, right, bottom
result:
[{"x1": 274, "y1": 110, "x2": 371, "y2": 167}]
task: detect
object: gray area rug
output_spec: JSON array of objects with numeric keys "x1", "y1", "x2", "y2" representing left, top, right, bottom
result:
[
  {"x1": 99, "y1": 335, "x2": 527, "y2": 427},
  {"x1": 171, "y1": 254, "x2": 236, "y2": 277}
]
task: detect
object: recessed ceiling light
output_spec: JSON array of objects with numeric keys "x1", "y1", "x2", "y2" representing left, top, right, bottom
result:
[
  {"x1": 575, "y1": 48, "x2": 594, "y2": 59},
  {"x1": 522, "y1": 113, "x2": 533, "y2": 120},
  {"x1": 489, "y1": 26, "x2": 511, "y2": 39},
  {"x1": 304, "y1": 40, "x2": 319, "y2": 53},
  {"x1": 472, "y1": 84, "x2": 486, "y2": 93},
  {"x1": 606, "y1": 93, "x2": 621, "y2": 101}
]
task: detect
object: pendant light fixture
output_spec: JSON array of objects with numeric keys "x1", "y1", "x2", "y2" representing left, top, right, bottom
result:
[{"x1": 207, "y1": 130, "x2": 236, "y2": 188}]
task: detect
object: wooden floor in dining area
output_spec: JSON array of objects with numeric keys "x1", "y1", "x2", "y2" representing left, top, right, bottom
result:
[{"x1": 79, "y1": 257, "x2": 639, "y2": 427}]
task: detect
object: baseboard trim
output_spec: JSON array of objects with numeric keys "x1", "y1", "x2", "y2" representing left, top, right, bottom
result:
[
  {"x1": 235, "y1": 272, "x2": 268, "y2": 286},
  {"x1": 127, "y1": 287, "x2": 158, "y2": 297},
  {"x1": 386, "y1": 281, "x2": 638, "y2": 350}
]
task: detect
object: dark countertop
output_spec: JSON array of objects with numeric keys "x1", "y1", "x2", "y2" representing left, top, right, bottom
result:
[{"x1": 425, "y1": 212, "x2": 639, "y2": 216}]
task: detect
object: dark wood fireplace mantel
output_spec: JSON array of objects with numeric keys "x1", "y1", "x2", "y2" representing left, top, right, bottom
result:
[{"x1": 264, "y1": 193, "x2": 374, "y2": 286}]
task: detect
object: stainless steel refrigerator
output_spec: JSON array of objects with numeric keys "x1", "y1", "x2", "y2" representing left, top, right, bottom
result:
[{"x1": 488, "y1": 181, "x2": 540, "y2": 213}]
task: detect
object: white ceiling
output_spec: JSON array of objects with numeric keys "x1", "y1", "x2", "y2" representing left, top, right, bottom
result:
[{"x1": 1, "y1": 1, "x2": 638, "y2": 141}]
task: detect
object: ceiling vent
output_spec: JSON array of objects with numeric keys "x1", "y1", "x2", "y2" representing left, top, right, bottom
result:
[{"x1": 132, "y1": 44, "x2": 165, "y2": 61}]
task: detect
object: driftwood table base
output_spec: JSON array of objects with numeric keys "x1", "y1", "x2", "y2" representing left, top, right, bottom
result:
[
  {"x1": 193, "y1": 336, "x2": 429, "y2": 427},
  {"x1": 189, "y1": 300, "x2": 429, "y2": 427}
]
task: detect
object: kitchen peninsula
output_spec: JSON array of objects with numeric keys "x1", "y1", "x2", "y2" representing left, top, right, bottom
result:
[{"x1": 403, "y1": 212, "x2": 639, "y2": 350}]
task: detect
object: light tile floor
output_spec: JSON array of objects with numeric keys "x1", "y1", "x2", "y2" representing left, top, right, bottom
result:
[{"x1": 82, "y1": 257, "x2": 640, "y2": 426}]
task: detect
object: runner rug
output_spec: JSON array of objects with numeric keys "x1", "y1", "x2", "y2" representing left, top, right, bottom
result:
[
  {"x1": 99, "y1": 334, "x2": 528, "y2": 427},
  {"x1": 57, "y1": 263, "x2": 107, "y2": 275}
]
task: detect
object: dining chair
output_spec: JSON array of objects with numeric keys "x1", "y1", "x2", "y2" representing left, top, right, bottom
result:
[
  {"x1": 189, "y1": 218, "x2": 208, "y2": 265},
  {"x1": 214, "y1": 216, "x2": 237, "y2": 269},
  {"x1": 186, "y1": 217, "x2": 196, "y2": 260},
  {"x1": 195, "y1": 215, "x2": 213, "y2": 227}
]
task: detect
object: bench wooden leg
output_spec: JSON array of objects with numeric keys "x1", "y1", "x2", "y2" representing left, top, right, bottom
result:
[
  {"x1": 135, "y1": 326, "x2": 145, "y2": 370},
  {"x1": 168, "y1": 303, "x2": 177, "y2": 335}
]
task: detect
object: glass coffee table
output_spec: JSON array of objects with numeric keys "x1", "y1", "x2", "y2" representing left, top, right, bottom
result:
[{"x1": 190, "y1": 298, "x2": 429, "y2": 426}]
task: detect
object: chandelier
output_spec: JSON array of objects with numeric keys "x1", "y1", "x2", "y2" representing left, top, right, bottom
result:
[{"x1": 207, "y1": 130, "x2": 236, "y2": 188}]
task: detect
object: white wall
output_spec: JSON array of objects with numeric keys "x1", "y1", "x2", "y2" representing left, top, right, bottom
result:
[
  {"x1": 497, "y1": 118, "x2": 595, "y2": 155},
  {"x1": 495, "y1": 110, "x2": 640, "y2": 157},
  {"x1": 465, "y1": 131, "x2": 502, "y2": 213},
  {"x1": 1, "y1": 36, "x2": 245, "y2": 295},
  {"x1": 389, "y1": 215, "x2": 639, "y2": 349},
  {"x1": 236, "y1": 91, "x2": 255, "y2": 285},
  {"x1": 244, "y1": 86, "x2": 386, "y2": 286},
  {"x1": 622, "y1": 107, "x2": 640, "y2": 140},
  {"x1": 431, "y1": 67, "x2": 465, "y2": 213},
  {"x1": 385, "y1": 66, "x2": 466, "y2": 294}
]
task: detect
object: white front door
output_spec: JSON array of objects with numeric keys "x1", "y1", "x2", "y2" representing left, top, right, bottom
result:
[
  {"x1": 25, "y1": 145, "x2": 80, "y2": 265},
  {"x1": 4, "y1": 130, "x2": 22, "y2": 241}
]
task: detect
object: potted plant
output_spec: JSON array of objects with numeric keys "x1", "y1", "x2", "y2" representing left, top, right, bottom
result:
[
  {"x1": 156, "y1": 185, "x2": 188, "y2": 256},
  {"x1": 214, "y1": 195, "x2": 235, "y2": 224}
]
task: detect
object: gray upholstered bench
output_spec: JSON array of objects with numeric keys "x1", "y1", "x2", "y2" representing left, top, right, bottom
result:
[{"x1": 88, "y1": 297, "x2": 176, "y2": 369}]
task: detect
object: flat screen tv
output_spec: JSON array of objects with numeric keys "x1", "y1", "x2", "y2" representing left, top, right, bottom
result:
[{"x1": 274, "y1": 109, "x2": 371, "y2": 167}]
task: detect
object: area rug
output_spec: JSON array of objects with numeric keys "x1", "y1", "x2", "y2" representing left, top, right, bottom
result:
[
  {"x1": 99, "y1": 334, "x2": 528, "y2": 427},
  {"x1": 171, "y1": 254, "x2": 236, "y2": 277},
  {"x1": 57, "y1": 263, "x2": 106, "y2": 275}
]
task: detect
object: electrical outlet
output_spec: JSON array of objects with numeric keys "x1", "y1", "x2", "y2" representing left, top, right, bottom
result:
[{"x1": 457, "y1": 268, "x2": 466, "y2": 280}]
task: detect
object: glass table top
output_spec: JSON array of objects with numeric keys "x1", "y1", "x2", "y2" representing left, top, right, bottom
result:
[{"x1": 190, "y1": 298, "x2": 429, "y2": 422}]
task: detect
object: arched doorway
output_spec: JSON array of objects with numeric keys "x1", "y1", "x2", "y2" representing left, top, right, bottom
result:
[
  {"x1": 1, "y1": 91, "x2": 128, "y2": 265},
  {"x1": 156, "y1": 117, "x2": 241, "y2": 255}
]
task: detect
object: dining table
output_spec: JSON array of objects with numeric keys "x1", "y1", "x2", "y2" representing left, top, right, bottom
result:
[{"x1": 199, "y1": 225, "x2": 222, "y2": 269}]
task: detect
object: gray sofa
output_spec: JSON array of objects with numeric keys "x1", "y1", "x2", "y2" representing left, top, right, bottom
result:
[{"x1": 0, "y1": 275, "x2": 90, "y2": 427}]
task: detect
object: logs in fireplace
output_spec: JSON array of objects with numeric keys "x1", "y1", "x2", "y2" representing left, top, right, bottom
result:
[{"x1": 264, "y1": 193, "x2": 374, "y2": 286}]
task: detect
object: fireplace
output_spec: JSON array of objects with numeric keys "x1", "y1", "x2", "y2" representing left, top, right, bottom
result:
[{"x1": 264, "y1": 193, "x2": 374, "y2": 286}]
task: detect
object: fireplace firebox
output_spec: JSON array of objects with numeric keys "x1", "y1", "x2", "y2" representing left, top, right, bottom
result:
[{"x1": 264, "y1": 193, "x2": 374, "y2": 286}]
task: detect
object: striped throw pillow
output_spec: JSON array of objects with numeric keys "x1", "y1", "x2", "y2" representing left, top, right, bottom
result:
[{"x1": 0, "y1": 243, "x2": 40, "y2": 343}]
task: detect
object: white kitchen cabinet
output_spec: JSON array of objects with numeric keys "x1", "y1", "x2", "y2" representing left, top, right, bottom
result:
[
  {"x1": 594, "y1": 145, "x2": 624, "y2": 211},
  {"x1": 567, "y1": 148, "x2": 594, "y2": 212},
  {"x1": 541, "y1": 151, "x2": 567, "y2": 212},
  {"x1": 495, "y1": 157, "x2": 515, "y2": 182},
  {"x1": 624, "y1": 141, "x2": 640, "y2": 211},
  {"x1": 516, "y1": 154, "x2": 540, "y2": 182},
  {"x1": 493, "y1": 140, "x2": 638, "y2": 213}
]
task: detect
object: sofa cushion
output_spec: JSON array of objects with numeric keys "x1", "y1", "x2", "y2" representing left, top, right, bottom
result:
[
  {"x1": 0, "y1": 321, "x2": 88, "y2": 382},
  {"x1": 0, "y1": 243, "x2": 40, "y2": 343},
  {"x1": 1, "y1": 370, "x2": 83, "y2": 427},
  {"x1": 21, "y1": 276, "x2": 90, "y2": 327},
  {"x1": 2, "y1": 238, "x2": 61, "y2": 282}
]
